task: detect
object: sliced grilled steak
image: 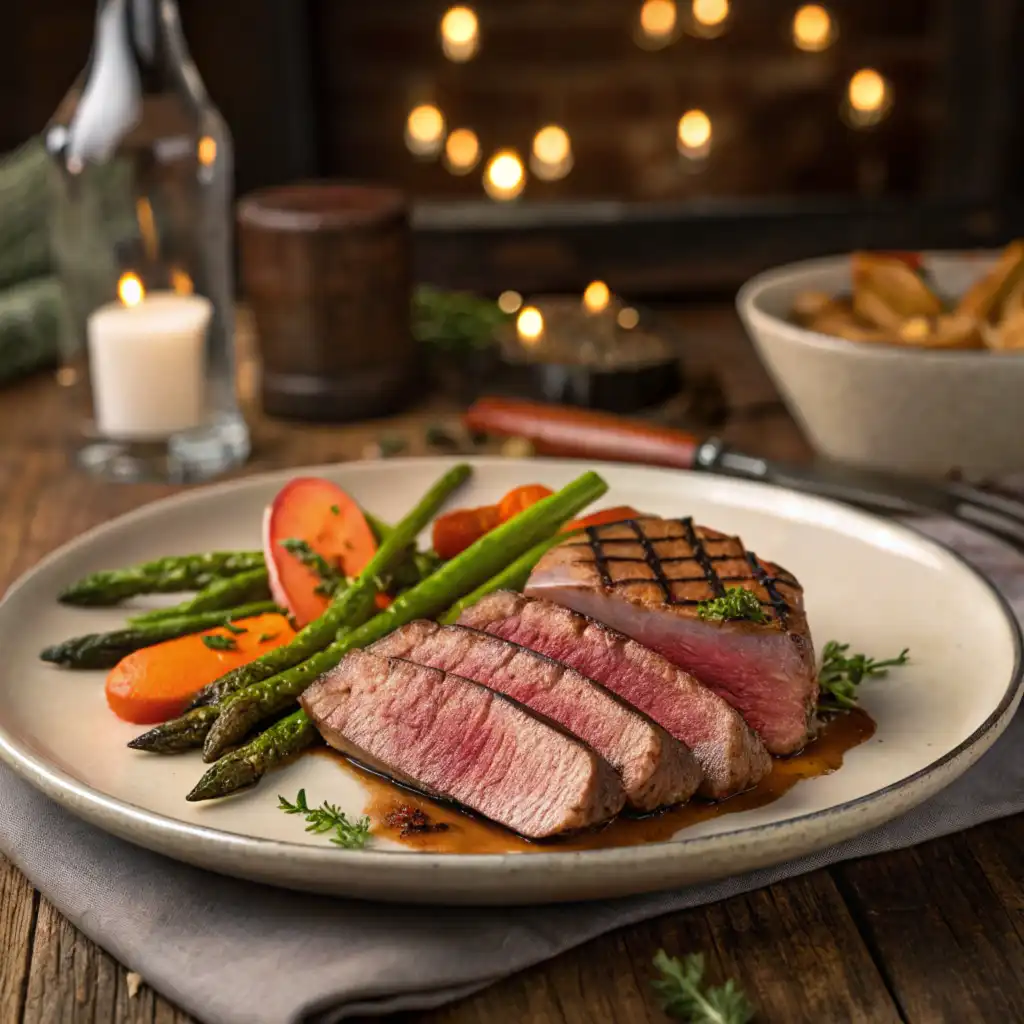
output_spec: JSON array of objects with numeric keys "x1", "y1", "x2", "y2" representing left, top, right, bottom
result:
[
  {"x1": 523, "y1": 516, "x2": 818, "y2": 755},
  {"x1": 300, "y1": 649, "x2": 625, "y2": 839},
  {"x1": 371, "y1": 620, "x2": 702, "y2": 811},
  {"x1": 460, "y1": 591, "x2": 771, "y2": 798}
]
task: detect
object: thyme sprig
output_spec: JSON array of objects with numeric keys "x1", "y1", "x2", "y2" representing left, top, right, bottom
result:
[
  {"x1": 277, "y1": 789, "x2": 371, "y2": 849},
  {"x1": 818, "y1": 640, "x2": 910, "y2": 713}
]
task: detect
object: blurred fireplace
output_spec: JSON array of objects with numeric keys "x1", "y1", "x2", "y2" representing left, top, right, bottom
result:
[{"x1": 5, "y1": 0, "x2": 1024, "y2": 296}]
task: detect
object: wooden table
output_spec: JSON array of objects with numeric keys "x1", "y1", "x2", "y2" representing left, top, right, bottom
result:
[{"x1": 2, "y1": 306, "x2": 1023, "y2": 1024}]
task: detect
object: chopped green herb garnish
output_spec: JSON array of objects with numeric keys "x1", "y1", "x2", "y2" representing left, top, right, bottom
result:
[
  {"x1": 818, "y1": 641, "x2": 909, "y2": 713},
  {"x1": 330, "y1": 504, "x2": 340, "y2": 515},
  {"x1": 696, "y1": 587, "x2": 767, "y2": 624},
  {"x1": 652, "y1": 950, "x2": 755, "y2": 1024},
  {"x1": 222, "y1": 620, "x2": 247, "y2": 635},
  {"x1": 278, "y1": 789, "x2": 371, "y2": 849},
  {"x1": 202, "y1": 634, "x2": 238, "y2": 652},
  {"x1": 257, "y1": 632, "x2": 279, "y2": 643},
  {"x1": 280, "y1": 538, "x2": 344, "y2": 596}
]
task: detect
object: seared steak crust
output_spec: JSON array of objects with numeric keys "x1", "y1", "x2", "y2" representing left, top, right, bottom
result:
[{"x1": 524, "y1": 517, "x2": 819, "y2": 755}]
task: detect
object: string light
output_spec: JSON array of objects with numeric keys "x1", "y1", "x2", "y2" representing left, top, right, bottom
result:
[
  {"x1": 443, "y1": 128, "x2": 480, "y2": 174},
  {"x1": 617, "y1": 307, "x2": 641, "y2": 330},
  {"x1": 688, "y1": 0, "x2": 729, "y2": 37},
  {"x1": 677, "y1": 109, "x2": 712, "y2": 159},
  {"x1": 844, "y1": 69, "x2": 892, "y2": 128},
  {"x1": 483, "y1": 149, "x2": 526, "y2": 201},
  {"x1": 405, "y1": 104, "x2": 446, "y2": 158},
  {"x1": 637, "y1": 0, "x2": 677, "y2": 47},
  {"x1": 792, "y1": 5, "x2": 836, "y2": 52},
  {"x1": 516, "y1": 306, "x2": 544, "y2": 345},
  {"x1": 440, "y1": 6, "x2": 479, "y2": 62},
  {"x1": 498, "y1": 291, "x2": 523, "y2": 314},
  {"x1": 583, "y1": 280, "x2": 611, "y2": 315},
  {"x1": 530, "y1": 125, "x2": 574, "y2": 181}
]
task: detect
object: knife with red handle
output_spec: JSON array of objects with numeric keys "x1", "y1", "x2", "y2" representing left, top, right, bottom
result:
[
  {"x1": 462, "y1": 396, "x2": 1024, "y2": 553},
  {"x1": 463, "y1": 397, "x2": 702, "y2": 470}
]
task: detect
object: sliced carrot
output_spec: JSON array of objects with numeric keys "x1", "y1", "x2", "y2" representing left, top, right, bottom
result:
[
  {"x1": 432, "y1": 504, "x2": 502, "y2": 560},
  {"x1": 263, "y1": 477, "x2": 379, "y2": 627},
  {"x1": 105, "y1": 613, "x2": 295, "y2": 725},
  {"x1": 562, "y1": 505, "x2": 642, "y2": 532},
  {"x1": 498, "y1": 484, "x2": 554, "y2": 523}
]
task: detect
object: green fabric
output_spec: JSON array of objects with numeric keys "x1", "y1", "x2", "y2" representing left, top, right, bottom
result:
[{"x1": 0, "y1": 276, "x2": 63, "y2": 384}]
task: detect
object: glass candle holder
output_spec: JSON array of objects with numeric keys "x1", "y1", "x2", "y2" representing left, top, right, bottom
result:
[{"x1": 45, "y1": 0, "x2": 249, "y2": 483}]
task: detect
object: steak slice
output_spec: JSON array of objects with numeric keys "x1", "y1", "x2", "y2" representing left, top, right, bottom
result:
[
  {"x1": 371, "y1": 620, "x2": 702, "y2": 811},
  {"x1": 459, "y1": 591, "x2": 772, "y2": 799},
  {"x1": 300, "y1": 649, "x2": 625, "y2": 839},
  {"x1": 523, "y1": 516, "x2": 819, "y2": 755}
]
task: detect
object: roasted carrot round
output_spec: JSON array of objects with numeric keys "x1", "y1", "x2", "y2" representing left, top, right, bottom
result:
[
  {"x1": 431, "y1": 504, "x2": 502, "y2": 560},
  {"x1": 498, "y1": 483, "x2": 554, "y2": 522},
  {"x1": 263, "y1": 477, "x2": 379, "y2": 627},
  {"x1": 562, "y1": 505, "x2": 642, "y2": 532},
  {"x1": 105, "y1": 613, "x2": 296, "y2": 725}
]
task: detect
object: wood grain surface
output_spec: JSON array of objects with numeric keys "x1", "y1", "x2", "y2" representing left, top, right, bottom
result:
[{"x1": 1, "y1": 306, "x2": 1020, "y2": 1024}]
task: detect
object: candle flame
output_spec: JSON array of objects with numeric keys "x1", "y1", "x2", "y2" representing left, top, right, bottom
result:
[
  {"x1": 583, "y1": 280, "x2": 611, "y2": 314},
  {"x1": 118, "y1": 272, "x2": 145, "y2": 307},
  {"x1": 516, "y1": 306, "x2": 544, "y2": 345}
]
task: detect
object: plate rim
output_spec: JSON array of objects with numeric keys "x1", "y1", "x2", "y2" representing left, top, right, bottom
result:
[{"x1": 1, "y1": 455, "x2": 1021, "y2": 880}]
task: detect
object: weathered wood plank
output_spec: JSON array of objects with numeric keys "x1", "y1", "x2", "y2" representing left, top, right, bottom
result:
[
  {"x1": 412, "y1": 872, "x2": 898, "y2": 1024},
  {"x1": 20, "y1": 896, "x2": 191, "y2": 1024},
  {"x1": 837, "y1": 823, "x2": 1024, "y2": 1022},
  {"x1": 0, "y1": 857, "x2": 37, "y2": 1023}
]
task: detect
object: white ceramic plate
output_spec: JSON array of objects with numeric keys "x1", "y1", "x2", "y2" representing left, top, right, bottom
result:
[{"x1": 0, "y1": 458, "x2": 1020, "y2": 905}]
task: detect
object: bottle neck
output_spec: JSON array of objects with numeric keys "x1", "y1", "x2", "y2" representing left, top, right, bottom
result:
[{"x1": 90, "y1": 0, "x2": 196, "y2": 94}]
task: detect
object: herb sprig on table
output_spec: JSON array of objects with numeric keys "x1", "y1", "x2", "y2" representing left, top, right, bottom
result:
[
  {"x1": 817, "y1": 641, "x2": 910, "y2": 713},
  {"x1": 696, "y1": 587, "x2": 768, "y2": 625},
  {"x1": 278, "y1": 789, "x2": 371, "y2": 849},
  {"x1": 652, "y1": 950, "x2": 755, "y2": 1024}
]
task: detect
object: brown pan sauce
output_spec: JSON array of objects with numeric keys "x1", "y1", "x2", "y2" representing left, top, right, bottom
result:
[{"x1": 313, "y1": 709, "x2": 875, "y2": 854}]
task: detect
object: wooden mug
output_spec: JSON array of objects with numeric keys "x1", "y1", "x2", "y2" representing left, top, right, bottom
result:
[{"x1": 237, "y1": 182, "x2": 417, "y2": 421}]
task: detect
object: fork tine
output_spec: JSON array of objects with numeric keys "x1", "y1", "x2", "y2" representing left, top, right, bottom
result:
[
  {"x1": 950, "y1": 500, "x2": 1024, "y2": 555},
  {"x1": 946, "y1": 481, "x2": 1024, "y2": 525}
]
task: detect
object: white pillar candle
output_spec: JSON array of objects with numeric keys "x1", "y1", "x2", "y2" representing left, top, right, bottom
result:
[{"x1": 87, "y1": 289, "x2": 212, "y2": 440}]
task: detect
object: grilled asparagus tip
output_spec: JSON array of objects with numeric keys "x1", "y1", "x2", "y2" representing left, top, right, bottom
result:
[{"x1": 186, "y1": 760, "x2": 260, "y2": 802}]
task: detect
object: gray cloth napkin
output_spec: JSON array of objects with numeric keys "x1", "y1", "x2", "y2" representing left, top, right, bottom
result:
[{"x1": 2, "y1": 516, "x2": 1023, "y2": 1024}]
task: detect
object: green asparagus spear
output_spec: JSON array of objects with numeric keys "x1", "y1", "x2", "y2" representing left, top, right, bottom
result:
[
  {"x1": 40, "y1": 601, "x2": 278, "y2": 670},
  {"x1": 187, "y1": 710, "x2": 319, "y2": 801},
  {"x1": 130, "y1": 464, "x2": 472, "y2": 751},
  {"x1": 436, "y1": 532, "x2": 570, "y2": 625},
  {"x1": 128, "y1": 568, "x2": 272, "y2": 625},
  {"x1": 197, "y1": 471, "x2": 607, "y2": 769},
  {"x1": 58, "y1": 551, "x2": 265, "y2": 606},
  {"x1": 362, "y1": 511, "x2": 393, "y2": 543}
]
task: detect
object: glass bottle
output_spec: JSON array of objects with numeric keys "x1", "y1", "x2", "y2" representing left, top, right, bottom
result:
[{"x1": 45, "y1": 0, "x2": 249, "y2": 482}]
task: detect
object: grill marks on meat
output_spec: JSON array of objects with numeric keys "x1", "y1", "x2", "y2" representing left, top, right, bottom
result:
[
  {"x1": 299, "y1": 650, "x2": 625, "y2": 839},
  {"x1": 524, "y1": 517, "x2": 818, "y2": 755},
  {"x1": 371, "y1": 620, "x2": 702, "y2": 811},
  {"x1": 459, "y1": 591, "x2": 771, "y2": 799}
]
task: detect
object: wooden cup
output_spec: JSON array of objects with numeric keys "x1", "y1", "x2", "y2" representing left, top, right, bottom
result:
[{"x1": 237, "y1": 183, "x2": 417, "y2": 421}]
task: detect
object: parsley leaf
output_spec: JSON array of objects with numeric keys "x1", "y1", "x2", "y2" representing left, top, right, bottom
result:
[
  {"x1": 222, "y1": 620, "x2": 247, "y2": 635},
  {"x1": 652, "y1": 950, "x2": 755, "y2": 1024},
  {"x1": 279, "y1": 539, "x2": 345, "y2": 596},
  {"x1": 818, "y1": 641, "x2": 909, "y2": 713},
  {"x1": 330, "y1": 504, "x2": 340, "y2": 515},
  {"x1": 696, "y1": 587, "x2": 768, "y2": 624},
  {"x1": 257, "y1": 632, "x2": 279, "y2": 643},
  {"x1": 202, "y1": 634, "x2": 237, "y2": 652},
  {"x1": 278, "y1": 789, "x2": 371, "y2": 849}
]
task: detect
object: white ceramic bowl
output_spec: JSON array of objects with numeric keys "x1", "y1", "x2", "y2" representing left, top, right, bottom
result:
[{"x1": 737, "y1": 251, "x2": 1024, "y2": 478}]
